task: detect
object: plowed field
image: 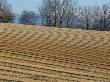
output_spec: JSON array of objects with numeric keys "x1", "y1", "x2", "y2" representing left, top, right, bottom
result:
[{"x1": 0, "y1": 23, "x2": 110, "y2": 82}]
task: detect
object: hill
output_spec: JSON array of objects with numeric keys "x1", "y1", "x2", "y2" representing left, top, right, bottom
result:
[{"x1": 0, "y1": 23, "x2": 110, "y2": 82}]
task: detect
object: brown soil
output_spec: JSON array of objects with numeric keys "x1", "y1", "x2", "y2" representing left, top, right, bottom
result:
[{"x1": 0, "y1": 23, "x2": 110, "y2": 82}]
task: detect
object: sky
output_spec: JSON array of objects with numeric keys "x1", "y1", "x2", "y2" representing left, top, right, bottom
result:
[
  {"x1": 7, "y1": 0, "x2": 110, "y2": 14},
  {"x1": 79, "y1": 0, "x2": 110, "y2": 6}
]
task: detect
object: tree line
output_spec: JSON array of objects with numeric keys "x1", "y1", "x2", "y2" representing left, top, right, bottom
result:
[{"x1": 1, "y1": 0, "x2": 110, "y2": 31}]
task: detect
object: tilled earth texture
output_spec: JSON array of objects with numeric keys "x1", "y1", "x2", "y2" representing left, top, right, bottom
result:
[{"x1": 0, "y1": 23, "x2": 110, "y2": 82}]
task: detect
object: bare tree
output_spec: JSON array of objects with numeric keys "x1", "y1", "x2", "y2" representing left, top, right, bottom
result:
[
  {"x1": 78, "y1": 6, "x2": 93, "y2": 30},
  {"x1": 39, "y1": 0, "x2": 52, "y2": 26},
  {"x1": 39, "y1": 0, "x2": 61, "y2": 27},
  {"x1": 20, "y1": 10, "x2": 38, "y2": 25},
  {"x1": 100, "y1": 4, "x2": 110, "y2": 31},
  {"x1": 58, "y1": 0, "x2": 76, "y2": 28},
  {"x1": 39, "y1": 0, "x2": 77, "y2": 28},
  {"x1": 0, "y1": 0, "x2": 14, "y2": 23},
  {"x1": 92, "y1": 6, "x2": 102, "y2": 30},
  {"x1": 92, "y1": 4, "x2": 110, "y2": 31}
]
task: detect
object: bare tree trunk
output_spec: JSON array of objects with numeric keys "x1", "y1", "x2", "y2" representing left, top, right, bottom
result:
[
  {"x1": 54, "y1": 16, "x2": 57, "y2": 27},
  {"x1": 54, "y1": 1, "x2": 57, "y2": 27},
  {"x1": 60, "y1": 20, "x2": 62, "y2": 28},
  {"x1": 86, "y1": 17, "x2": 89, "y2": 30},
  {"x1": 66, "y1": 19, "x2": 69, "y2": 28}
]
